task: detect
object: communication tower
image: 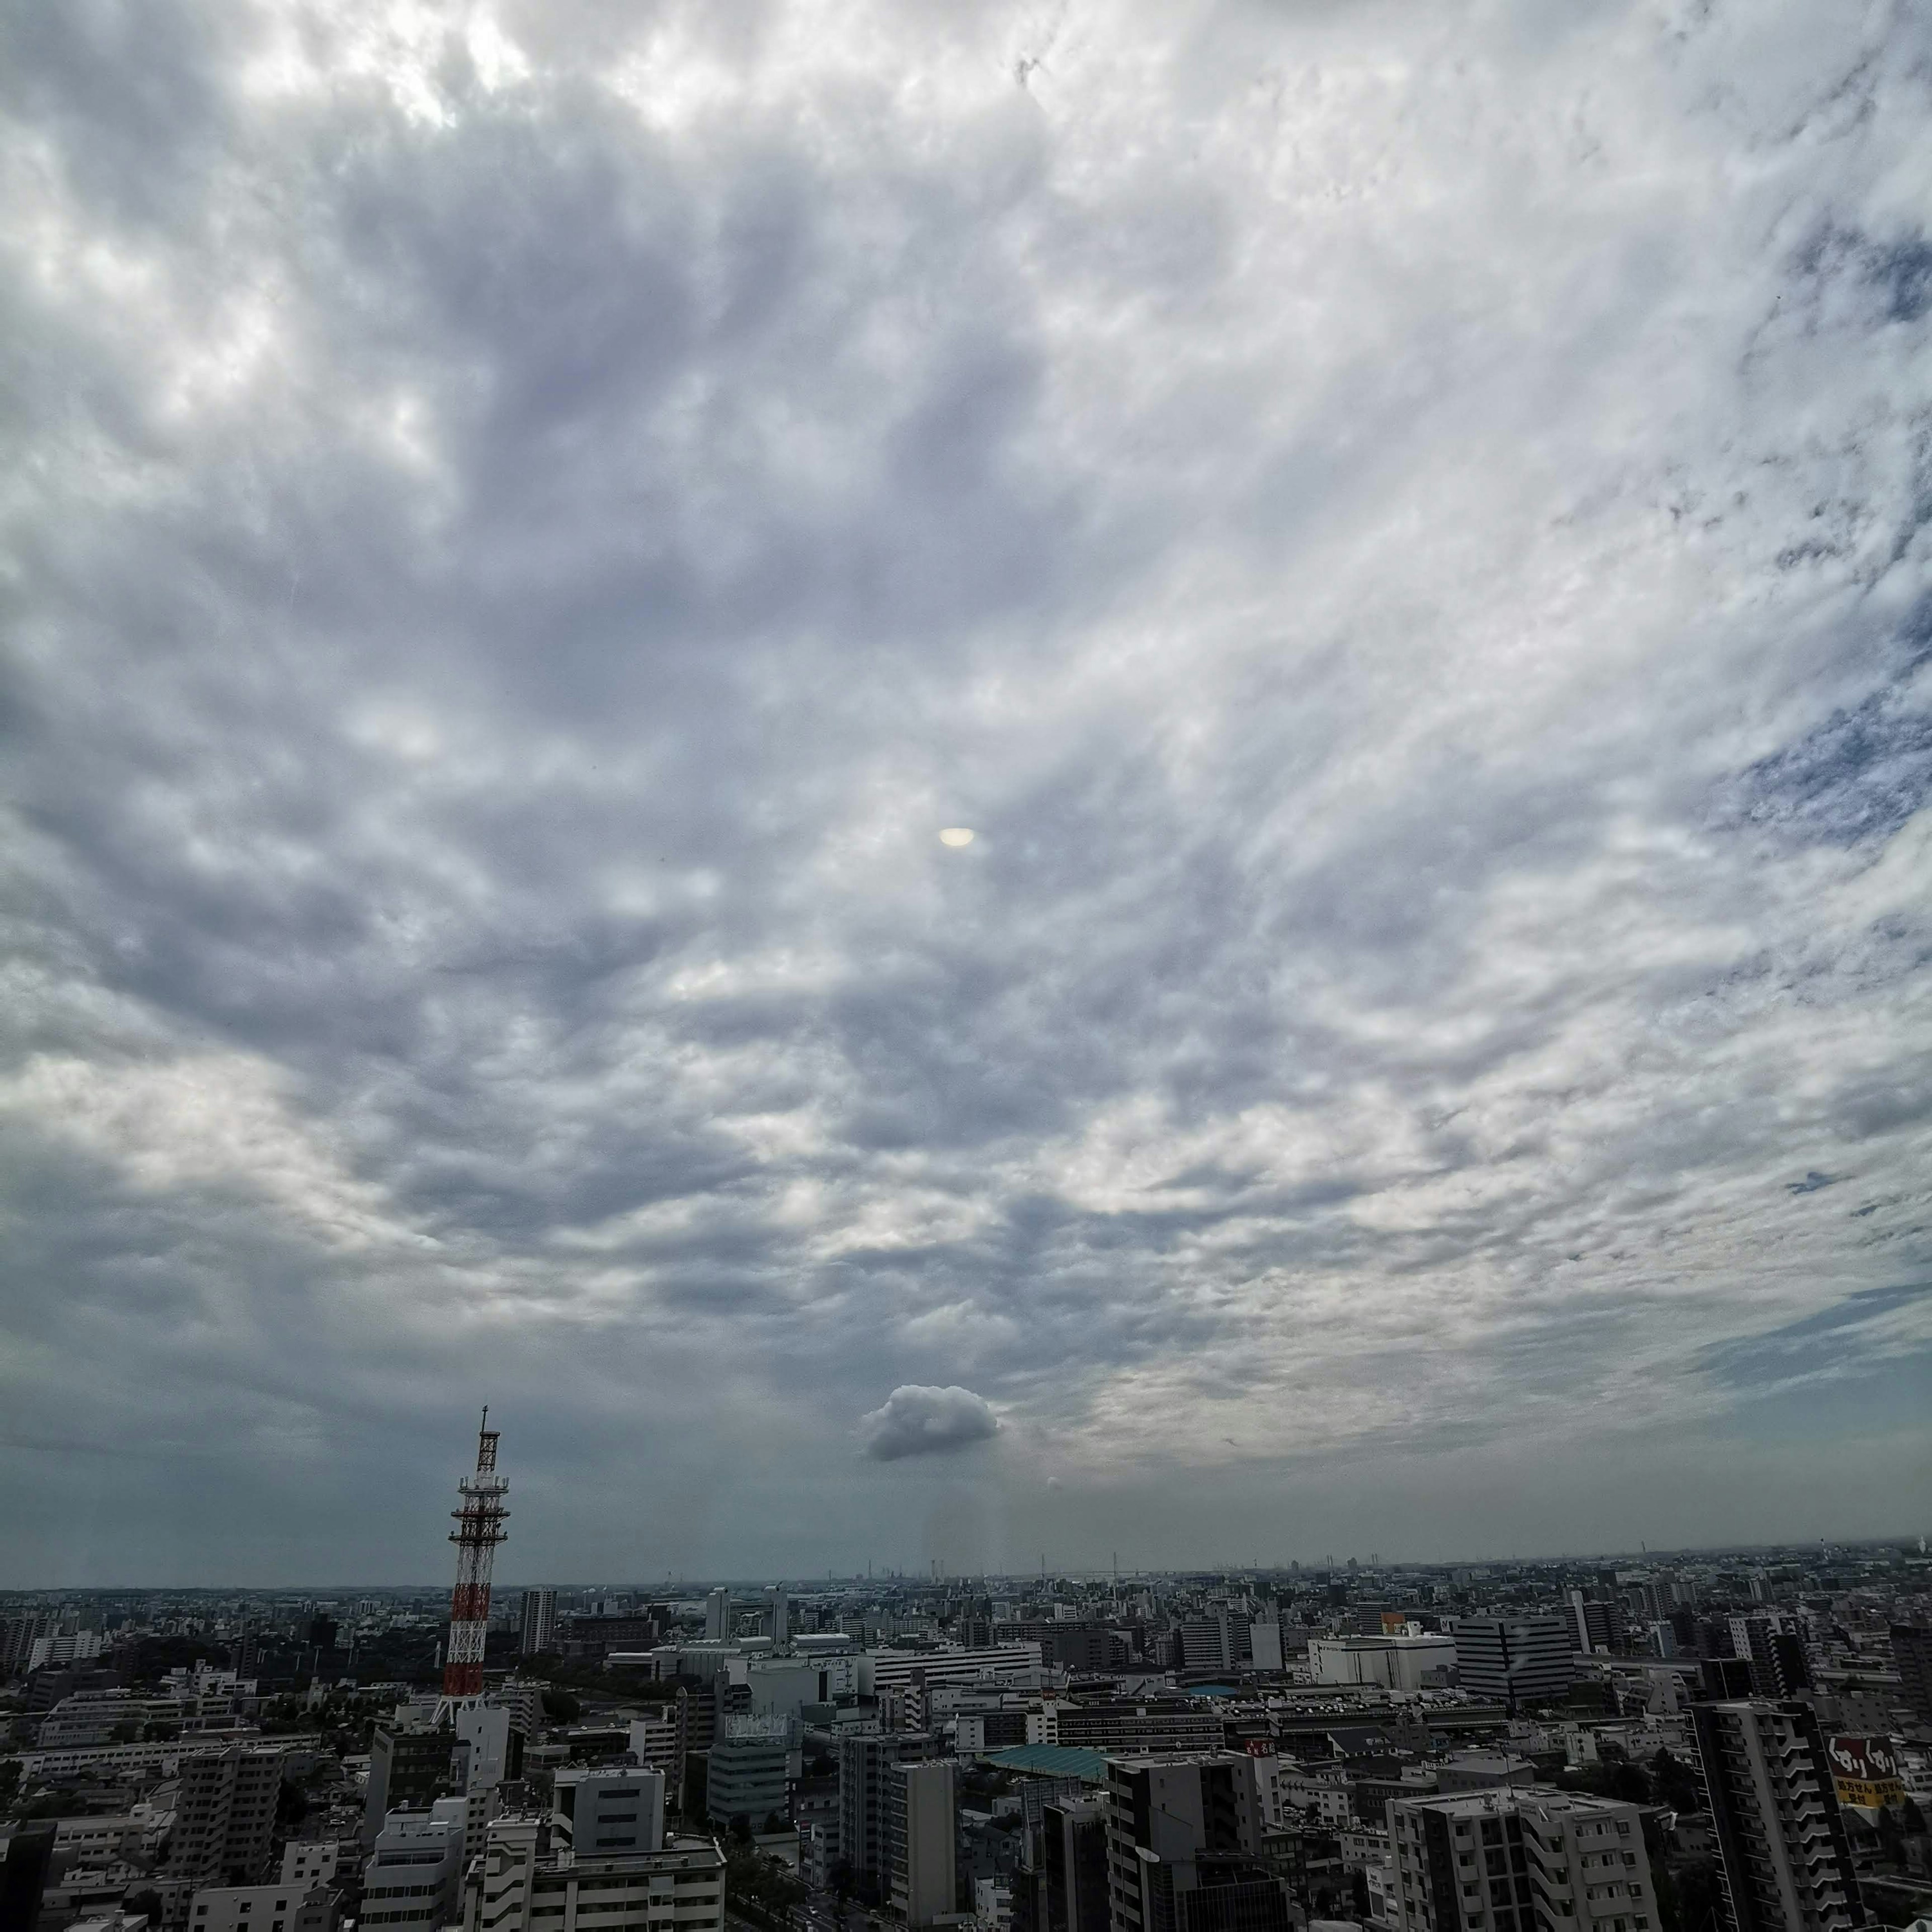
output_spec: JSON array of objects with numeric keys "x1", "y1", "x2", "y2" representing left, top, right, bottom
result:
[{"x1": 443, "y1": 1408, "x2": 509, "y2": 1699}]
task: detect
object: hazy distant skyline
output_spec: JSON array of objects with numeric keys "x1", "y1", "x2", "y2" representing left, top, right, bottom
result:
[{"x1": 3, "y1": 0, "x2": 1930, "y2": 1587}]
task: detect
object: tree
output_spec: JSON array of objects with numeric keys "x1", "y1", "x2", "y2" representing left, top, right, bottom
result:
[
  {"x1": 761, "y1": 1813, "x2": 787, "y2": 1837},
  {"x1": 125, "y1": 1890, "x2": 165, "y2": 1927},
  {"x1": 730, "y1": 1814, "x2": 753, "y2": 1845},
  {"x1": 1649, "y1": 1751, "x2": 1702, "y2": 1815},
  {"x1": 1674, "y1": 1861, "x2": 1723, "y2": 1932},
  {"x1": 540, "y1": 1688, "x2": 581, "y2": 1723}
]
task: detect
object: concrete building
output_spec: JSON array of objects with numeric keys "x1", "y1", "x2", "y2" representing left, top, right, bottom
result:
[
  {"x1": 707, "y1": 1718, "x2": 791, "y2": 1830},
  {"x1": 464, "y1": 1815, "x2": 725, "y2": 1932},
  {"x1": 1032, "y1": 1703, "x2": 1223, "y2": 1756},
  {"x1": 277, "y1": 1844, "x2": 348, "y2": 1890},
  {"x1": 1890, "y1": 1625, "x2": 1932, "y2": 1728},
  {"x1": 1453, "y1": 1621, "x2": 1572, "y2": 1713},
  {"x1": 360, "y1": 1803, "x2": 467, "y2": 1932},
  {"x1": 165, "y1": 1746, "x2": 288, "y2": 1888},
  {"x1": 704, "y1": 1590, "x2": 732, "y2": 1643},
  {"x1": 884, "y1": 1759, "x2": 957, "y2": 1929},
  {"x1": 188, "y1": 1883, "x2": 339, "y2": 1932},
  {"x1": 519, "y1": 1591, "x2": 557, "y2": 1658},
  {"x1": 553, "y1": 1767, "x2": 666, "y2": 1856},
  {"x1": 363, "y1": 1728, "x2": 458, "y2": 1847},
  {"x1": 1104, "y1": 1754, "x2": 1291, "y2": 1932},
  {"x1": 1310, "y1": 1637, "x2": 1458, "y2": 1694},
  {"x1": 840, "y1": 1733, "x2": 932, "y2": 1897},
  {"x1": 1039, "y1": 1795, "x2": 1109, "y2": 1932},
  {"x1": 1384, "y1": 1787, "x2": 1657, "y2": 1932},
  {"x1": 869, "y1": 1646, "x2": 1044, "y2": 1696},
  {"x1": 1687, "y1": 1702, "x2": 1863, "y2": 1932}
]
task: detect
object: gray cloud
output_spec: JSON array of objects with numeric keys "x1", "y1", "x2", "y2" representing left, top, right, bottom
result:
[
  {"x1": 860, "y1": 1387, "x2": 1002, "y2": 1463},
  {"x1": 1, "y1": 0, "x2": 1930, "y2": 1581}
]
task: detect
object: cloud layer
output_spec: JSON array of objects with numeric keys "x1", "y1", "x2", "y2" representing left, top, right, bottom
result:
[{"x1": 2, "y1": 0, "x2": 1929, "y2": 1580}]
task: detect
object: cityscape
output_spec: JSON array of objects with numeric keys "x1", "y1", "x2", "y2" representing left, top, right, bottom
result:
[
  {"x1": 5, "y1": 15, "x2": 1932, "y2": 1932},
  {"x1": 3, "y1": 1418, "x2": 1929, "y2": 1932}
]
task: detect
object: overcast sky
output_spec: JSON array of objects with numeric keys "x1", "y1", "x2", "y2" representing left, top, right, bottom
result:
[{"x1": 3, "y1": 0, "x2": 1930, "y2": 1589}]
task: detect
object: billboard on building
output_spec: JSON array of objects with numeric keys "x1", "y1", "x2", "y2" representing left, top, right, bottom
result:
[{"x1": 1825, "y1": 1736, "x2": 1903, "y2": 1809}]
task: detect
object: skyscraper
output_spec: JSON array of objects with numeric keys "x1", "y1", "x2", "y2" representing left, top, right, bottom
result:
[
  {"x1": 518, "y1": 1589, "x2": 557, "y2": 1657},
  {"x1": 1687, "y1": 1701, "x2": 1863, "y2": 1932},
  {"x1": 1104, "y1": 1754, "x2": 1290, "y2": 1932},
  {"x1": 884, "y1": 1759, "x2": 957, "y2": 1929}
]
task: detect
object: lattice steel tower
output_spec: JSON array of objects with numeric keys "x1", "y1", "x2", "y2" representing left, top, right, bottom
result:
[{"x1": 443, "y1": 1408, "x2": 509, "y2": 1698}]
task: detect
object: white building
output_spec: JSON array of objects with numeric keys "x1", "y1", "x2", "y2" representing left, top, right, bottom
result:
[
  {"x1": 464, "y1": 1816, "x2": 724, "y2": 1932},
  {"x1": 1309, "y1": 1636, "x2": 1457, "y2": 1694},
  {"x1": 1386, "y1": 1788, "x2": 1657, "y2": 1932},
  {"x1": 552, "y1": 1767, "x2": 666, "y2": 1856},
  {"x1": 360, "y1": 1802, "x2": 467, "y2": 1932},
  {"x1": 278, "y1": 1843, "x2": 349, "y2": 1889}
]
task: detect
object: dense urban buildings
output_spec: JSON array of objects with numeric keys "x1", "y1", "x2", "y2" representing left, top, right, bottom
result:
[{"x1": 4, "y1": 1519, "x2": 1929, "y2": 1932}]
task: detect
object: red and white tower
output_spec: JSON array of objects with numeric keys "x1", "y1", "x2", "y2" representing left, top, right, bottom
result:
[{"x1": 443, "y1": 1408, "x2": 509, "y2": 1699}]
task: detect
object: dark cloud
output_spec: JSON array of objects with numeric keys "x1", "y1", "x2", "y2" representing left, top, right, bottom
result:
[{"x1": 860, "y1": 1386, "x2": 1001, "y2": 1462}]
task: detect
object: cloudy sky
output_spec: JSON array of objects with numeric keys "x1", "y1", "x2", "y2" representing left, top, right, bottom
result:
[{"x1": 3, "y1": 0, "x2": 1930, "y2": 1588}]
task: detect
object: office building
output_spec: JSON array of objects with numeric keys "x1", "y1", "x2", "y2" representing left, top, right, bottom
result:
[
  {"x1": 1310, "y1": 1636, "x2": 1458, "y2": 1693},
  {"x1": 364, "y1": 1727, "x2": 459, "y2": 1847},
  {"x1": 1040, "y1": 1796, "x2": 1109, "y2": 1932},
  {"x1": 885, "y1": 1759, "x2": 958, "y2": 1928},
  {"x1": 1889, "y1": 1625, "x2": 1932, "y2": 1727},
  {"x1": 188, "y1": 1883, "x2": 339, "y2": 1932},
  {"x1": 1033, "y1": 1702, "x2": 1224, "y2": 1755},
  {"x1": 166, "y1": 1746, "x2": 288, "y2": 1887},
  {"x1": 552, "y1": 1766, "x2": 666, "y2": 1855},
  {"x1": 1687, "y1": 1701, "x2": 1863, "y2": 1932},
  {"x1": 708, "y1": 1717, "x2": 792, "y2": 1830},
  {"x1": 518, "y1": 1591, "x2": 557, "y2": 1657},
  {"x1": 704, "y1": 1590, "x2": 732, "y2": 1643},
  {"x1": 1384, "y1": 1787, "x2": 1656, "y2": 1932},
  {"x1": 1454, "y1": 1620, "x2": 1572, "y2": 1712},
  {"x1": 869, "y1": 1646, "x2": 1043, "y2": 1696},
  {"x1": 360, "y1": 1804, "x2": 466, "y2": 1932},
  {"x1": 1105, "y1": 1754, "x2": 1291, "y2": 1932}
]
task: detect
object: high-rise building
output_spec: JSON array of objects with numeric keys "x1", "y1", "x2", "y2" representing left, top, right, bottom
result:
[
  {"x1": 1687, "y1": 1701, "x2": 1863, "y2": 1932},
  {"x1": 165, "y1": 1746, "x2": 288, "y2": 1887},
  {"x1": 839, "y1": 1733, "x2": 930, "y2": 1896},
  {"x1": 885, "y1": 1760, "x2": 957, "y2": 1930},
  {"x1": 1453, "y1": 1620, "x2": 1572, "y2": 1712},
  {"x1": 1104, "y1": 1754, "x2": 1290, "y2": 1932},
  {"x1": 1564, "y1": 1594, "x2": 1625, "y2": 1657},
  {"x1": 518, "y1": 1591, "x2": 556, "y2": 1658},
  {"x1": 187, "y1": 1879, "x2": 341, "y2": 1932},
  {"x1": 1040, "y1": 1796, "x2": 1110, "y2": 1932},
  {"x1": 0, "y1": 1822, "x2": 57, "y2": 1932},
  {"x1": 704, "y1": 1589, "x2": 732, "y2": 1643},
  {"x1": 1726, "y1": 1620, "x2": 1811, "y2": 1701},
  {"x1": 1891, "y1": 1625, "x2": 1932, "y2": 1727},
  {"x1": 1384, "y1": 1787, "x2": 1657, "y2": 1932}
]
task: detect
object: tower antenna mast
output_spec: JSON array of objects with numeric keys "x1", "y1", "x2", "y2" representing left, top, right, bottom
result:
[{"x1": 443, "y1": 1407, "x2": 509, "y2": 1701}]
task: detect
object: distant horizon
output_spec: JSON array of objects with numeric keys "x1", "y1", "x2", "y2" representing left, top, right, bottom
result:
[{"x1": 7, "y1": 1534, "x2": 1926, "y2": 1600}]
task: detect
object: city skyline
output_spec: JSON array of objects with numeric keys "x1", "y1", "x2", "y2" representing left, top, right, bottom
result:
[{"x1": 4, "y1": 0, "x2": 1931, "y2": 1586}]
